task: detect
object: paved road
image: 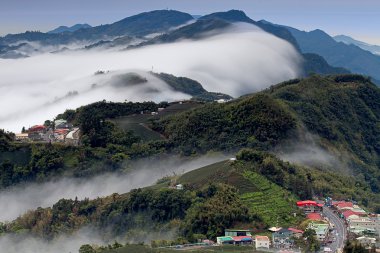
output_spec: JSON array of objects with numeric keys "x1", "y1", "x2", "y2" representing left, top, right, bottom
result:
[{"x1": 323, "y1": 207, "x2": 346, "y2": 253}]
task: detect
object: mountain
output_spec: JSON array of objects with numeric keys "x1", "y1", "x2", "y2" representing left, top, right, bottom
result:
[
  {"x1": 153, "y1": 74, "x2": 380, "y2": 193},
  {"x1": 131, "y1": 10, "x2": 346, "y2": 77},
  {"x1": 129, "y1": 18, "x2": 231, "y2": 48},
  {"x1": 48, "y1": 23, "x2": 92, "y2": 34},
  {"x1": 0, "y1": 10, "x2": 194, "y2": 47},
  {"x1": 199, "y1": 10, "x2": 300, "y2": 50},
  {"x1": 285, "y1": 27, "x2": 380, "y2": 81},
  {"x1": 334, "y1": 35, "x2": 380, "y2": 56}
]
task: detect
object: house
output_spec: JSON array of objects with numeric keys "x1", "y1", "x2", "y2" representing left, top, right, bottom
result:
[
  {"x1": 296, "y1": 200, "x2": 323, "y2": 213},
  {"x1": 65, "y1": 128, "x2": 80, "y2": 146},
  {"x1": 288, "y1": 228, "x2": 304, "y2": 238},
  {"x1": 356, "y1": 236, "x2": 376, "y2": 247},
  {"x1": 224, "y1": 229, "x2": 251, "y2": 237},
  {"x1": 349, "y1": 218, "x2": 379, "y2": 236},
  {"x1": 307, "y1": 213, "x2": 323, "y2": 221},
  {"x1": 54, "y1": 129, "x2": 70, "y2": 142},
  {"x1": 342, "y1": 210, "x2": 360, "y2": 221},
  {"x1": 255, "y1": 235, "x2": 270, "y2": 249},
  {"x1": 232, "y1": 236, "x2": 253, "y2": 245},
  {"x1": 333, "y1": 201, "x2": 353, "y2": 211},
  {"x1": 15, "y1": 133, "x2": 29, "y2": 142},
  {"x1": 29, "y1": 125, "x2": 46, "y2": 133},
  {"x1": 307, "y1": 222, "x2": 329, "y2": 241},
  {"x1": 54, "y1": 119, "x2": 72, "y2": 129},
  {"x1": 272, "y1": 228, "x2": 295, "y2": 249},
  {"x1": 216, "y1": 236, "x2": 234, "y2": 245},
  {"x1": 175, "y1": 184, "x2": 183, "y2": 190}
]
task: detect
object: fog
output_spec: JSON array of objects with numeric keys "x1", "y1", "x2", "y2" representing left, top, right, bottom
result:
[
  {"x1": 275, "y1": 130, "x2": 347, "y2": 172},
  {"x1": 0, "y1": 23, "x2": 302, "y2": 132},
  {"x1": 0, "y1": 229, "x2": 106, "y2": 253},
  {"x1": 0, "y1": 154, "x2": 228, "y2": 222}
]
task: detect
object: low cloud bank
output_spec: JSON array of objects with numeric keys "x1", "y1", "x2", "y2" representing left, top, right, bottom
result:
[
  {"x1": 0, "y1": 23, "x2": 301, "y2": 132},
  {"x1": 275, "y1": 130, "x2": 347, "y2": 171}
]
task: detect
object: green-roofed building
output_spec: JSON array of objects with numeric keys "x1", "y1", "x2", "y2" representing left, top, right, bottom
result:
[
  {"x1": 225, "y1": 229, "x2": 252, "y2": 237},
  {"x1": 216, "y1": 236, "x2": 234, "y2": 245}
]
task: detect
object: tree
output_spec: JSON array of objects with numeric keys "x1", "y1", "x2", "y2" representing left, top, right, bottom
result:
[
  {"x1": 78, "y1": 244, "x2": 95, "y2": 253},
  {"x1": 302, "y1": 229, "x2": 320, "y2": 253}
]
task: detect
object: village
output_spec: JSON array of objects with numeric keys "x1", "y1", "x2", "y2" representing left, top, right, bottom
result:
[
  {"x1": 14, "y1": 119, "x2": 81, "y2": 146},
  {"x1": 160, "y1": 198, "x2": 379, "y2": 253}
]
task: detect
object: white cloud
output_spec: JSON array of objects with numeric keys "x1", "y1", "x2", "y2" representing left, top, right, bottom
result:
[{"x1": 0, "y1": 23, "x2": 301, "y2": 132}]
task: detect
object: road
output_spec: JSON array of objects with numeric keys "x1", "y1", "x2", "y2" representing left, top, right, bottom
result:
[{"x1": 323, "y1": 207, "x2": 347, "y2": 253}]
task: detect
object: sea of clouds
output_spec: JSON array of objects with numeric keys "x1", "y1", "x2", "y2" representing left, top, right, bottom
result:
[{"x1": 0, "y1": 23, "x2": 302, "y2": 132}]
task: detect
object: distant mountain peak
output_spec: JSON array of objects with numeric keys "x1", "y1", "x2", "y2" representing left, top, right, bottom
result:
[
  {"x1": 200, "y1": 9, "x2": 253, "y2": 23},
  {"x1": 48, "y1": 24, "x2": 92, "y2": 34}
]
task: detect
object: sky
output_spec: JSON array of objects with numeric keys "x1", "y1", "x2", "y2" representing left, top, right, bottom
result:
[{"x1": 0, "y1": 0, "x2": 379, "y2": 44}]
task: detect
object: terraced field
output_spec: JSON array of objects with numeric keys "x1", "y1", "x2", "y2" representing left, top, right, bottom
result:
[
  {"x1": 240, "y1": 171, "x2": 300, "y2": 226},
  {"x1": 178, "y1": 160, "x2": 301, "y2": 227}
]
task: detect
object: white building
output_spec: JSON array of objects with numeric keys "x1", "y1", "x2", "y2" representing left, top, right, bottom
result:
[
  {"x1": 255, "y1": 235, "x2": 270, "y2": 249},
  {"x1": 356, "y1": 236, "x2": 376, "y2": 247}
]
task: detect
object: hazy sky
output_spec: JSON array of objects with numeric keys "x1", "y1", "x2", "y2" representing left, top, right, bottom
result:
[{"x1": 0, "y1": 0, "x2": 379, "y2": 44}]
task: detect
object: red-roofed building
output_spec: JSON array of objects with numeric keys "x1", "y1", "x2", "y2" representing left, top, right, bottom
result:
[
  {"x1": 335, "y1": 202, "x2": 353, "y2": 211},
  {"x1": 29, "y1": 125, "x2": 46, "y2": 132},
  {"x1": 288, "y1": 228, "x2": 304, "y2": 238},
  {"x1": 342, "y1": 210, "x2": 360, "y2": 220},
  {"x1": 232, "y1": 236, "x2": 253, "y2": 245},
  {"x1": 307, "y1": 213, "x2": 323, "y2": 221},
  {"x1": 297, "y1": 200, "x2": 323, "y2": 213}
]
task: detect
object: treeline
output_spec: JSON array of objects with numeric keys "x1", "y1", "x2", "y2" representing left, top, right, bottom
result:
[
  {"x1": 0, "y1": 129, "x2": 15, "y2": 151},
  {"x1": 152, "y1": 94, "x2": 296, "y2": 155},
  {"x1": 5, "y1": 183, "x2": 255, "y2": 240}
]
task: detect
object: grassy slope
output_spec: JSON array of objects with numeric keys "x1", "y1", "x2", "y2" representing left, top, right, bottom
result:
[{"x1": 112, "y1": 103, "x2": 202, "y2": 142}]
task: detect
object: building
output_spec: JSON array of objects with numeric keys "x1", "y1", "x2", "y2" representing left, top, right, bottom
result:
[
  {"x1": 333, "y1": 201, "x2": 353, "y2": 212},
  {"x1": 224, "y1": 229, "x2": 251, "y2": 237},
  {"x1": 356, "y1": 236, "x2": 376, "y2": 247},
  {"x1": 65, "y1": 128, "x2": 80, "y2": 146},
  {"x1": 175, "y1": 184, "x2": 183, "y2": 190},
  {"x1": 15, "y1": 133, "x2": 29, "y2": 142},
  {"x1": 349, "y1": 218, "x2": 378, "y2": 236},
  {"x1": 307, "y1": 213, "x2": 323, "y2": 221},
  {"x1": 232, "y1": 236, "x2": 253, "y2": 245},
  {"x1": 342, "y1": 210, "x2": 360, "y2": 221},
  {"x1": 54, "y1": 119, "x2": 72, "y2": 129},
  {"x1": 288, "y1": 228, "x2": 304, "y2": 238},
  {"x1": 307, "y1": 222, "x2": 329, "y2": 241},
  {"x1": 255, "y1": 235, "x2": 270, "y2": 249},
  {"x1": 272, "y1": 228, "x2": 293, "y2": 248},
  {"x1": 216, "y1": 236, "x2": 234, "y2": 245},
  {"x1": 216, "y1": 235, "x2": 252, "y2": 245},
  {"x1": 297, "y1": 200, "x2": 323, "y2": 213}
]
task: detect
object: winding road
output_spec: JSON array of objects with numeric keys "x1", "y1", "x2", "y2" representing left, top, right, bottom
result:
[{"x1": 323, "y1": 206, "x2": 347, "y2": 253}]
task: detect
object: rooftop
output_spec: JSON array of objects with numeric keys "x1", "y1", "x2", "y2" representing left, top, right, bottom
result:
[
  {"x1": 307, "y1": 213, "x2": 323, "y2": 221},
  {"x1": 288, "y1": 228, "x2": 304, "y2": 234},
  {"x1": 255, "y1": 235, "x2": 270, "y2": 241}
]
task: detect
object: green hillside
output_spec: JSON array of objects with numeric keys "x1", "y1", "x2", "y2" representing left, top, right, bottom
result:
[{"x1": 153, "y1": 74, "x2": 380, "y2": 198}]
